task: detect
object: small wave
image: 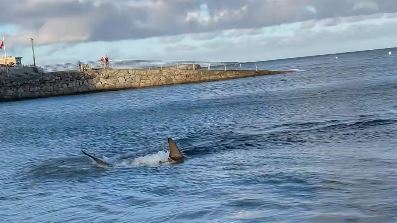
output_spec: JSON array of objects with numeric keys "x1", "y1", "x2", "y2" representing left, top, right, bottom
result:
[
  {"x1": 288, "y1": 68, "x2": 305, "y2": 72},
  {"x1": 271, "y1": 118, "x2": 396, "y2": 132},
  {"x1": 24, "y1": 157, "x2": 107, "y2": 181},
  {"x1": 117, "y1": 151, "x2": 169, "y2": 167},
  {"x1": 229, "y1": 210, "x2": 264, "y2": 220},
  {"x1": 318, "y1": 118, "x2": 397, "y2": 131}
]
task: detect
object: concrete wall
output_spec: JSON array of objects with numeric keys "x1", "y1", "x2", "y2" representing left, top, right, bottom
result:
[{"x1": 0, "y1": 68, "x2": 285, "y2": 101}]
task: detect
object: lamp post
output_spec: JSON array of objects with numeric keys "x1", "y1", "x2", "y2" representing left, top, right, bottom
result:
[{"x1": 30, "y1": 38, "x2": 36, "y2": 67}]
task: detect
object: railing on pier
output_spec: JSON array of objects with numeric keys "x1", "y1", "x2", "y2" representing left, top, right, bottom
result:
[{"x1": 43, "y1": 60, "x2": 264, "y2": 72}]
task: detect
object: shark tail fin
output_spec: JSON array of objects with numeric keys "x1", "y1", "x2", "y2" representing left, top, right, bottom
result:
[
  {"x1": 81, "y1": 150, "x2": 111, "y2": 167},
  {"x1": 167, "y1": 138, "x2": 184, "y2": 162}
]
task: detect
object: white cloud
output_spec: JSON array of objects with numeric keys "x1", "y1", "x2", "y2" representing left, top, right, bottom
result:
[
  {"x1": 12, "y1": 12, "x2": 396, "y2": 65},
  {"x1": 305, "y1": 5, "x2": 317, "y2": 14},
  {"x1": 2, "y1": 0, "x2": 397, "y2": 64},
  {"x1": 352, "y1": 0, "x2": 380, "y2": 12},
  {"x1": 186, "y1": 3, "x2": 212, "y2": 25},
  {"x1": 2, "y1": 0, "x2": 397, "y2": 46},
  {"x1": 37, "y1": 18, "x2": 91, "y2": 44}
]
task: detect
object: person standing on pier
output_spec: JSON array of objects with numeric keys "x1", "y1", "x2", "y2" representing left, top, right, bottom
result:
[
  {"x1": 104, "y1": 55, "x2": 109, "y2": 68},
  {"x1": 100, "y1": 55, "x2": 110, "y2": 68}
]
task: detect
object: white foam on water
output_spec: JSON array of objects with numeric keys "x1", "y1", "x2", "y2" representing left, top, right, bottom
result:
[
  {"x1": 102, "y1": 155, "x2": 113, "y2": 163},
  {"x1": 288, "y1": 68, "x2": 305, "y2": 72},
  {"x1": 229, "y1": 210, "x2": 264, "y2": 220},
  {"x1": 118, "y1": 151, "x2": 170, "y2": 167}
]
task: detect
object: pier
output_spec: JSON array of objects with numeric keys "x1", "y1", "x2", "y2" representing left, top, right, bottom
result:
[{"x1": 0, "y1": 67, "x2": 287, "y2": 101}]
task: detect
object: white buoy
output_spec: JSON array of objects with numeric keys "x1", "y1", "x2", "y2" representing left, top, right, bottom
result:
[
  {"x1": 389, "y1": 51, "x2": 392, "y2": 56},
  {"x1": 335, "y1": 56, "x2": 338, "y2": 60}
]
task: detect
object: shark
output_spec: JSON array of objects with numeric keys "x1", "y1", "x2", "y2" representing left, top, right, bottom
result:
[{"x1": 82, "y1": 138, "x2": 184, "y2": 167}]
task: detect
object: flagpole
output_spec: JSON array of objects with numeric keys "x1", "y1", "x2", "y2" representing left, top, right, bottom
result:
[{"x1": 30, "y1": 38, "x2": 36, "y2": 67}]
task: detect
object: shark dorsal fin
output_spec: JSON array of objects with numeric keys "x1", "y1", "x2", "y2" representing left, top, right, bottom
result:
[
  {"x1": 81, "y1": 150, "x2": 111, "y2": 167},
  {"x1": 168, "y1": 138, "x2": 183, "y2": 162}
]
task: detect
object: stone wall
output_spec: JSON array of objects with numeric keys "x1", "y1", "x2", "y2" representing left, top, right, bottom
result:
[{"x1": 0, "y1": 68, "x2": 285, "y2": 101}]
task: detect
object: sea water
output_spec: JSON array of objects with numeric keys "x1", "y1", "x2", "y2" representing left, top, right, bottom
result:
[{"x1": 0, "y1": 48, "x2": 396, "y2": 222}]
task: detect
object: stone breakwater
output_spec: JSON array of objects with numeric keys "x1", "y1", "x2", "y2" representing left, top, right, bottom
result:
[{"x1": 0, "y1": 68, "x2": 286, "y2": 101}]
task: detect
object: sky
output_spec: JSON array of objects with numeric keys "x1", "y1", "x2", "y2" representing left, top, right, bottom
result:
[{"x1": 0, "y1": 0, "x2": 397, "y2": 65}]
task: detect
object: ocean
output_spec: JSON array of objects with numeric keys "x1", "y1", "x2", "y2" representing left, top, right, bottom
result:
[{"x1": 0, "y1": 48, "x2": 396, "y2": 222}]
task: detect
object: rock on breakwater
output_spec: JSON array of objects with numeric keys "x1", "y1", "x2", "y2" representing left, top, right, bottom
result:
[{"x1": 0, "y1": 68, "x2": 286, "y2": 101}]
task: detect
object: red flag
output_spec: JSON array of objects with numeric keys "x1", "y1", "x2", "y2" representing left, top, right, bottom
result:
[{"x1": 0, "y1": 36, "x2": 4, "y2": 49}]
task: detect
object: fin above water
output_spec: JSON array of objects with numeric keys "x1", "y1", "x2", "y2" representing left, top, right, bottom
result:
[
  {"x1": 167, "y1": 138, "x2": 184, "y2": 163},
  {"x1": 81, "y1": 150, "x2": 112, "y2": 168},
  {"x1": 82, "y1": 138, "x2": 184, "y2": 167}
]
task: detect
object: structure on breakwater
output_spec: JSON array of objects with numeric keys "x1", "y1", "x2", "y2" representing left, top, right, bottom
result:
[{"x1": 0, "y1": 67, "x2": 287, "y2": 101}]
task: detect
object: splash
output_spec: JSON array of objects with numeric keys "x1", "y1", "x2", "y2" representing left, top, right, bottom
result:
[
  {"x1": 288, "y1": 68, "x2": 305, "y2": 72},
  {"x1": 118, "y1": 151, "x2": 169, "y2": 167}
]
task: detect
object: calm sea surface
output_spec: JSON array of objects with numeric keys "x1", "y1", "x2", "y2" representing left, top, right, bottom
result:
[{"x1": 1, "y1": 49, "x2": 396, "y2": 222}]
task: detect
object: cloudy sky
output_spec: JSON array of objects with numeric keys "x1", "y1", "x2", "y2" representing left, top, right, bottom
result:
[{"x1": 1, "y1": 0, "x2": 397, "y2": 64}]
